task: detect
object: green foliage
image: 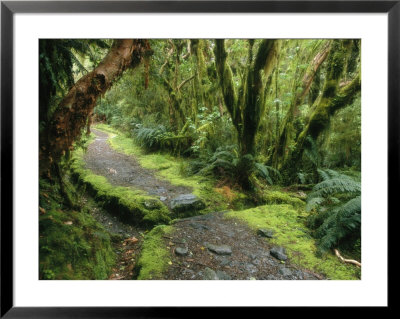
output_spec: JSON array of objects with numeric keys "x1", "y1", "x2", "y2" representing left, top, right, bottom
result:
[
  {"x1": 133, "y1": 124, "x2": 191, "y2": 154},
  {"x1": 262, "y1": 190, "x2": 305, "y2": 208},
  {"x1": 320, "y1": 95, "x2": 361, "y2": 169},
  {"x1": 254, "y1": 163, "x2": 282, "y2": 185},
  {"x1": 191, "y1": 145, "x2": 281, "y2": 188},
  {"x1": 306, "y1": 169, "x2": 361, "y2": 254}
]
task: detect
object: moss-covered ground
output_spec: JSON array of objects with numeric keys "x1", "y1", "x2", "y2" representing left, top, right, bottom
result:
[
  {"x1": 39, "y1": 178, "x2": 115, "y2": 280},
  {"x1": 225, "y1": 203, "x2": 361, "y2": 280},
  {"x1": 135, "y1": 225, "x2": 173, "y2": 280}
]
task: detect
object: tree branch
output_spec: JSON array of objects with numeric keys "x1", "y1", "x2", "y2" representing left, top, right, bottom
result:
[
  {"x1": 334, "y1": 249, "x2": 361, "y2": 267},
  {"x1": 177, "y1": 75, "x2": 195, "y2": 91}
]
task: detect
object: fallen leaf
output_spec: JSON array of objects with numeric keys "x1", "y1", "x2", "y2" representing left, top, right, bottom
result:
[
  {"x1": 124, "y1": 237, "x2": 138, "y2": 245},
  {"x1": 39, "y1": 207, "x2": 46, "y2": 214},
  {"x1": 64, "y1": 221, "x2": 73, "y2": 225},
  {"x1": 168, "y1": 261, "x2": 172, "y2": 265}
]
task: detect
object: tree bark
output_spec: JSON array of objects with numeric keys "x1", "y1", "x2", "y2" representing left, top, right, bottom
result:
[{"x1": 40, "y1": 39, "x2": 151, "y2": 174}]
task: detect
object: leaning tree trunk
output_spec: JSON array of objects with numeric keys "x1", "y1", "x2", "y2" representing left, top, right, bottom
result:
[
  {"x1": 281, "y1": 40, "x2": 361, "y2": 184},
  {"x1": 272, "y1": 40, "x2": 331, "y2": 169},
  {"x1": 40, "y1": 39, "x2": 151, "y2": 174}
]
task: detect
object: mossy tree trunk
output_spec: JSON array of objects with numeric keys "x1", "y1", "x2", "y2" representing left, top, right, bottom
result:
[
  {"x1": 160, "y1": 40, "x2": 194, "y2": 132},
  {"x1": 272, "y1": 40, "x2": 332, "y2": 169},
  {"x1": 214, "y1": 39, "x2": 280, "y2": 189},
  {"x1": 40, "y1": 39, "x2": 152, "y2": 175},
  {"x1": 282, "y1": 40, "x2": 361, "y2": 183}
]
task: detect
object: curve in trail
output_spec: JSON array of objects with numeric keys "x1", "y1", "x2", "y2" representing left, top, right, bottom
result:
[
  {"x1": 83, "y1": 129, "x2": 324, "y2": 281},
  {"x1": 84, "y1": 128, "x2": 192, "y2": 209}
]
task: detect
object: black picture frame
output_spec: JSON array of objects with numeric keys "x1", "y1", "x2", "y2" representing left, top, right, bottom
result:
[{"x1": 1, "y1": 0, "x2": 395, "y2": 317}]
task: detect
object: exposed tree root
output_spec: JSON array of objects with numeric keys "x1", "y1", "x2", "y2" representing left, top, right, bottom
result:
[{"x1": 334, "y1": 249, "x2": 361, "y2": 267}]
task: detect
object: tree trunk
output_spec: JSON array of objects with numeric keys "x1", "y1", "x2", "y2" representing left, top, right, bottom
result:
[
  {"x1": 214, "y1": 39, "x2": 280, "y2": 189},
  {"x1": 40, "y1": 39, "x2": 151, "y2": 174},
  {"x1": 272, "y1": 41, "x2": 331, "y2": 168},
  {"x1": 282, "y1": 40, "x2": 360, "y2": 183}
]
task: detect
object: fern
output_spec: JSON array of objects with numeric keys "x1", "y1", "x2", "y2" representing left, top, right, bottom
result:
[
  {"x1": 309, "y1": 177, "x2": 361, "y2": 199},
  {"x1": 254, "y1": 163, "x2": 281, "y2": 185},
  {"x1": 305, "y1": 196, "x2": 325, "y2": 212},
  {"x1": 306, "y1": 169, "x2": 361, "y2": 254}
]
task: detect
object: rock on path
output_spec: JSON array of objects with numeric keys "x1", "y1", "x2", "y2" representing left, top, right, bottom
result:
[{"x1": 163, "y1": 211, "x2": 322, "y2": 280}]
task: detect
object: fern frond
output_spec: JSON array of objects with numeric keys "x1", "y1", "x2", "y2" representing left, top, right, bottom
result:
[
  {"x1": 306, "y1": 196, "x2": 325, "y2": 212},
  {"x1": 309, "y1": 177, "x2": 361, "y2": 199}
]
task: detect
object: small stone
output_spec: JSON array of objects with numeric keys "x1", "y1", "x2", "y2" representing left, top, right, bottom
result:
[
  {"x1": 279, "y1": 267, "x2": 293, "y2": 277},
  {"x1": 245, "y1": 263, "x2": 258, "y2": 274},
  {"x1": 270, "y1": 246, "x2": 288, "y2": 261},
  {"x1": 205, "y1": 243, "x2": 232, "y2": 255},
  {"x1": 257, "y1": 228, "x2": 275, "y2": 238},
  {"x1": 175, "y1": 247, "x2": 189, "y2": 256},
  {"x1": 216, "y1": 270, "x2": 231, "y2": 280},
  {"x1": 202, "y1": 267, "x2": 219, "y2": 280},
  {"x1": 170, "y1": 194, "x2": 206, "y2": 212},
  {"x1": 219, "y1": 256, "x2": 232, "y2": 266},
  {"x1": 160, "y1": 196, "x2": 167, "y2": 201}
]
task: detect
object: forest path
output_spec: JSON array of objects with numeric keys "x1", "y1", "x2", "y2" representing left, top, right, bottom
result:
[
  {"x1": 83, "y1": 128, "x2": 193, "y2": 280},
  {"x1": 84, "y1": 128, "x2": 192, "y2": 209},
  {"x1": 83, "y1": 128, "x2": 322, "y2": 280}
]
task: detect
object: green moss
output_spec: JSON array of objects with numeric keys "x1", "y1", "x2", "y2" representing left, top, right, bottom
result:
[
  {"x1": 71, "y1": 147, "x2": 171, "y2": 227},
  {"x1": 94, "y1": 124, "x2": 229, "y2": 213},
  {"x1": 262, "y1": 190, "x2": 305, "y2": 208},
  {"x1": 136, "y1": 225, "x2": 173, "y2": 280},
  {"x1": 39, "y1": 178, "x2": 115, "y2": 280},
  {"x1": 225, "y1": 204, "x2": 360, "y2": 280}
]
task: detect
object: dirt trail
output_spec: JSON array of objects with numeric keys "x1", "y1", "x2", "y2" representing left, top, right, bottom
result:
[
  {"x1": 83, "y1": 128, "x2": 322, "y2": 280},
  {"x1": 84, "y1": 129, "x2": 191, "y2": 209}
]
